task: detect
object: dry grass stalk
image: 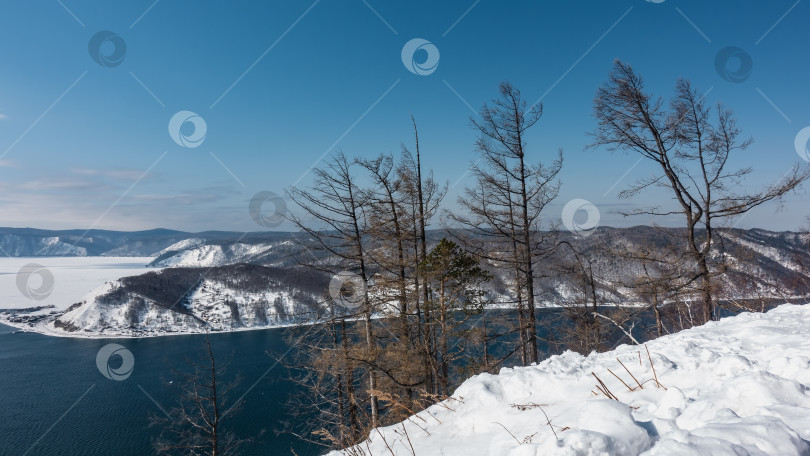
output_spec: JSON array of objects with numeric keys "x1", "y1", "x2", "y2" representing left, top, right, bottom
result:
[
  {"x1": 591, "y1": 372, "x2": 619, "y2": 400},
  {"x1": 645, "y1": 345, "x2": 667, "y2": 390},
  {"x1": 493, "y1": 421, "x2": 521, "y2": 445},
  {"x1": 607, "y1": 368, "x2": 635, "y2": 392},
  {"x1": 594, "y1": 384, "x2": 610, "y2": 398},
  {"x1": 373, "y1": 427, "x2": 398, "y2": 456},
  {"x1": 509, "y1": 402, "x2": 569, "y2": 439},
  {"x1": 617, "y1": 357, "x2": 644, "y2": 390}
]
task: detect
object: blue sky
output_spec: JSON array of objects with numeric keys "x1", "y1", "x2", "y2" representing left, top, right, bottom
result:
[{"x1": 0, "y1": 0, "x2": 808, "y2": 232}]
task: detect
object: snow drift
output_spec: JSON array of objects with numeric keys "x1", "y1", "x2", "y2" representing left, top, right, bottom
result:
[{"x1": 331, "y1": 304, "x2": 810, "y2": 455}]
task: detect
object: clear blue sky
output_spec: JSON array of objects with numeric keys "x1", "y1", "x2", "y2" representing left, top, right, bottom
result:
[{"x1": 1, "y1": 0, "x2": 808, "y2": 232}]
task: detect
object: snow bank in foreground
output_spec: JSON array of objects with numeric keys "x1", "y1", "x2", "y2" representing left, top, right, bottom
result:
[{"x1": 331, "y1": 304, "x2": 810, "y2": 456}]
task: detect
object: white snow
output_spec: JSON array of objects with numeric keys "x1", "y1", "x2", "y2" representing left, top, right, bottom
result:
[
  {"x1": 724, "y1": 233, "x2": 805, "y2": 274},
  {"x1": 3, "y1": 275, "x2": 324, "y2": 338},
  {"x1": 156, "y1": 237, "x2": 206, "y2": 256},
  {"x1": 330, "y1": 304, "x2": 810, "y2": 456},
  {"x1": 0, "y1": 234, "x2": 88, "y2": 256},
  {"x1": 150, "y1": 242, "x2": 273, "y2": 267},
  {"x1": 0, "y1": 257, "x2": 157, "y2": 311}
]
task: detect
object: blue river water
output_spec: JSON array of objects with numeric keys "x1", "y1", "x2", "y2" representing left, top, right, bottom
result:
[
  {"x1": 0, "y1": 324, "x2": 320, "y2": 455},
  {"x1": 0, "y1": 305, "x2": 667, "y2": 455}
]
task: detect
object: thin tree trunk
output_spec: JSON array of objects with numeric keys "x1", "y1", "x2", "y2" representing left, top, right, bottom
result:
[
  {"x1": 506, "y1": 175, "x2": 528, "y2": 365},
  {"x1": 340, "y1": 319, "x2": 360, "y2": 439},
  {"x1": 413, "y1": 117, "x2": 434, "y2": 394},
  {"x1": 439, "y1": 278, "x2": 448, "y2": 394},
  {"x1": 515, "y1": 267, "x2": 527, "y2": 365},
  {"x1": 332, "y1": 322, "x2": 348, "y2": 444},
  {"x1": 699, "y1": 259, "x2": 713, "y2": 323},
  {"x1": 388, "y1": 197, "x2": 409, "y2": 341},
  {"x1": 207, "y1": 338, "x2": 220, "y2": 456},
  {"x1": 481, "y1": 310, "x2": 490, "y2": 371},
  {"x1": 346, "y1": 178, "x2": 378, "y2": 428},
  {"x1": 518, "y1": 152, "x2": 539, "y2": 364},
  {"x1": 653, "y1": 295, "x2": 663, "y2": 337}
]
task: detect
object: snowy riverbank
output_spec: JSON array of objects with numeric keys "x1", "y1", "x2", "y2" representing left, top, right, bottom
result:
[{"x1": 330, "y1": 304, "x2": 810, "y2": 456}]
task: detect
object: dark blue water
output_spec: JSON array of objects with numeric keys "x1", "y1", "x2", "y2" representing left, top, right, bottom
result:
[
  {"x1": 0, "y1": 324, "x2": 320, "y2": 456},
  {"x1": 0, "y1": 306, "x2": 674, "y2": 455}
]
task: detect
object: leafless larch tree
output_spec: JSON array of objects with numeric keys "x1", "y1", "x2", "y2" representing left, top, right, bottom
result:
[
  {"x1": 590, "y1": 60, "x2": 810, "y2": 324},
  {"x1": 449, "y1": 82, "x2": 563, "y2": 365}
]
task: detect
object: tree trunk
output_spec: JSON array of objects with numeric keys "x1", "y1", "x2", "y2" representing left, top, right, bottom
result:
[
  {"x1": 699, "y1": 258, "x2": 713, "y2": 323},
  {"x1": 207, "y1": 338, "x2": 220, "y2": 456},
  {"x1": 340, "y1": 320, "x2": 360, "y2": 439},
  {"x1": 439, "y1": 278, "x2": 448, "y2": 394},
  {"x1": 518, "y1": 152, "x2": 539, "y2": 364},
  {"x1": 413, "y1": 118, "x2": 434, "y2": 394},
  {"x1": 346, "y1": 178, "x2": 378, "y2": 429}
]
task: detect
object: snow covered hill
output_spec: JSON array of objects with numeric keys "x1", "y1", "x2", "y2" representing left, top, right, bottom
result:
[
  {"x1": 48, "y1": 279, "x2": 315, "y2": 337},
  {"x1": 0, "y1": 234, "x2": 88, "y2": 256},
  {"x1": 149, "y1": 241, "x2": 276, "y2": 268},
  {"x1": 3, "y1": 227, "x2": 809, "y2": 339},
  {"x1": 1, "y1": 264, "x2": 331, "y2": 338},
  {"x1": 330, "y1": 304, "x2": 810, "y2": 456},
  {"x1": 143, "y1": 227, "x2": 810, "y2": 305}
]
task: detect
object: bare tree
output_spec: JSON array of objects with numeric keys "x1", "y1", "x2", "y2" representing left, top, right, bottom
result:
[
  {"x1": 152, "y1": 336, "x2": 252, "y2": 456},
  {"x1": 286, "y1": 145, "x2": 445, "y2": 447},
  {"x1": 359, "y1": 153, "x2": 413, "y2": 343},
  {"x1": 283, "y1": 317, "x2": 368, "y2": 452},
  {"x1": 287, "y1": 151, "x2": 380, "y2": 428},
  {"x1": 591, "y1": 60, "x2": 810, "y2": 323},
  {"x1": 399, "y1": 117, "x2": 447, "y2": 395},
  {"x1": 358, "y1": 152, "x2": 431, "y2": 411},
  {"x1": 607, "y1": 229, "x2": 695, "y2": 336},
  {"x1": 450, "y1": 82, "x2": 563, "y2": 364},
  {"x1": 555, "y1": 241, "x2": 607, "y2": 353}
]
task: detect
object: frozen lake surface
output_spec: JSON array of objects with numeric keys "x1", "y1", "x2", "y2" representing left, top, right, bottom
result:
[{"x1": 0, "y1": 257, "x2": 157, "y2": 311}]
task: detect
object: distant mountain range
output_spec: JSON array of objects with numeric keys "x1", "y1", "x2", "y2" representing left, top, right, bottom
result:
[
  {"x1": 0, "y1": 227, "x2": 296, "y2": 258},
  {"x1": 1, "y1": 226, "x2": 808, "y2": 337}
]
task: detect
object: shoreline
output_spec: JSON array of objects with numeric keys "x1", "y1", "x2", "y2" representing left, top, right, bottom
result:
[
  {"x1": 0, "y1": 313, "x2": 331, "y2": 340},
  {"x1": 5, "y1": 297, "x2": 808, "y2": 339}
]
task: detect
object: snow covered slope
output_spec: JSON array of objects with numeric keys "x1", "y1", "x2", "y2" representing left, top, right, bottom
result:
[
  {"x1": 45, "y1": 279, "x2": 314, "y2": 336},
  {"x1": 0, "y1": 234, "x2": 88, "y2": 256},
  {"x1": 0, "y1": 264, "x2": 331, "y2": 338},
  {"x1": 148, "y1": 242, "x2": 274, "y2": 268},
  {"x1": 144, "y1": 227, "x2": 810, "y2": 304},
  {"x1": 331, "y1": 304, "x2": 810, "y2": 456}
]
